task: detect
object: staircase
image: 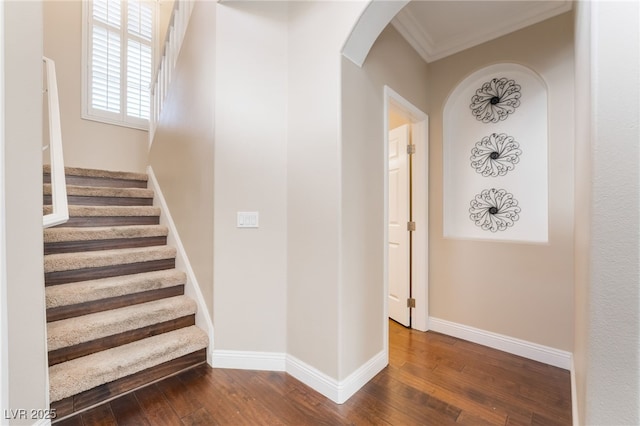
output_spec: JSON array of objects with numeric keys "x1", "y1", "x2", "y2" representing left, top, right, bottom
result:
[{"x1": 43, "y1": 165, "x2": 208, "y2": 420}]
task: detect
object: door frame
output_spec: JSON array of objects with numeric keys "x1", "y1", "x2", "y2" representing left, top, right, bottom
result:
[{"x1": 383, "y1": 86, "x2": 429, "y2": 346}]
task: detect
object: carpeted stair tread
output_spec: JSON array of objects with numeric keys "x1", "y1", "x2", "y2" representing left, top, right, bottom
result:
[
  {"x1": 49, "y1": 326, "x2": 208, "y2": 402},
  {"x1": 44, "y1": 225, "x2": 168, "y2": 243},
  {"x1": 44, "y1": 205, "x2": 161, "y2": 217},
  {"x1": 44, "y1": 184, "x2": 154, "y2": 199},
  {"x1": 47, "y1": 296, "x2": 196, "y2": 351},
  {"x1": 44, "y1": 246, "x2": 176, "y2": 273},
  {"x1": 44, "y1": 165, "x2": 148, "y2": 182},
  {"x1": 45, "y1": 270, "x2": 186, "y2": 309}
]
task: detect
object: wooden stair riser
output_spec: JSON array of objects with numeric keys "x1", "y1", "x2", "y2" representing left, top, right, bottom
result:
[
  {"x1": 56, "y1": 216, "x2": 160, "y2": 228},
  {"x1": 44, "y1": 195, "x2": 154, "y2": 207},
  {"x1": 45, "y1": 259, "x2": 176, "y2": 286},
  {"x1": 50, "y1": 349, "x2": 206, "y2": 420},
  {"x1": 47, "y1": 285, "x2": 185, "y2": 322},
  {"x1": 48, "y1": 315, "x2": 196, "y2": 366},
  {"x1": 44, "y1": 173, "x2": 148, "y2": 189},
  {"x1": 45, "y1": 236, "x2": 168, "y2": 255}
]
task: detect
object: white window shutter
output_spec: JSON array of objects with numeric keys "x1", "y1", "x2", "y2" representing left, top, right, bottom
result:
[
  {"x1": 126, "y1": 39, "x2": 152, "y2": 120},
  {"x1": 84, "y1": 0, "x2": 154, "y2": 129},
  {"x1": 91, "y1": 25, "x2": 121, "y2": 114},
  {"x1": 126, "y1": 1, "x2": 153, "y2": 120}
]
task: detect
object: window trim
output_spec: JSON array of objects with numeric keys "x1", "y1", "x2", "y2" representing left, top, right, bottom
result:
[{"x1": 81, "y1": 0, "x2": 155, "y2": 131}]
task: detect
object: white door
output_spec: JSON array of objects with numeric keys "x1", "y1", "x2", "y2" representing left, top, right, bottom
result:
[{"x1": 388, "y1": 124, "x2": 411, "y2": 326}]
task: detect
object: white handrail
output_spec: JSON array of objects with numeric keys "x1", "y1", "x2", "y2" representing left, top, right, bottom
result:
[
  {"x1": 42, "y1": 56, "x2": 68, "y2": 228},
  {"x1": 150, "y1": 0, "x2": 194, "y2": 141}
]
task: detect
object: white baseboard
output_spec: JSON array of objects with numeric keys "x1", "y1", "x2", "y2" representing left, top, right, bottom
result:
[
  {"x1": 285, "y1": 354, "x2": 341, "y2": 402},
  {"x1": 429, "y1": 317, "x2": 572, "y2": 370},
  {"x1": 211, "y1": 349, "x2": 387, "y2": 404},
  {"x1": 570, "y1": 356, "x2": 580, "y2": 426},
  {"x1": 286, "y1": 350, "x2": 387, "y2": 404},
  {"x1": 146, "y1": 166, "x2": 215, "y2": 364},
  {"x1": 212, "y1": 350, "x2": 286, "y2": 371},
  {"x1": 336, "y1": 350, "x2": 387, "y2": 403}
]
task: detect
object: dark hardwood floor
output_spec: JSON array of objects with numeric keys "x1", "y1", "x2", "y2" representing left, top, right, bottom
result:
[{"x1": 55, "y1": 320, "x2": 571, "y2": 425}]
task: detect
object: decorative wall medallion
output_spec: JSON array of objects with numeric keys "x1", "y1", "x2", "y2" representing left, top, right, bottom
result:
[
  {"x1": 469, "y1": 188, "x2": 521, "y2": 232},
  {"x1": 470, "y1": 133, "x2": 522, "y2": 177},
  {"x1": 470, "y1": 78, "x2": 521, "y2": 123}
]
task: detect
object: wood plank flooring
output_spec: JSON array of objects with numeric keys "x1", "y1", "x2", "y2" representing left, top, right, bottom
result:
[{"x1": 54, "y1": 320, "x2": 571, "y2": 425}]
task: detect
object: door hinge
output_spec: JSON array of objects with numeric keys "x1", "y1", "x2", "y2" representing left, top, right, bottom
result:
[
  {"x1": 407, "y1": 298, "x2": 416, "y2": 308},
  {"x1": 407, "y1": 221, "x2": 416, "y2": 231},
  {"x1": 407, "y1": 144, "x2": 416, "y2": 155}
]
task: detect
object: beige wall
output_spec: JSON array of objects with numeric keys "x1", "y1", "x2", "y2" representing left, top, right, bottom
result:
[
  {"x1": 213, "y1": 1, "x2": 288, "y2": 353},
  {"x1": 287, "y1": 0, "x2": 367, "y2": 379},
  {"x1": 3, "y1": 1, "x2": 49, "y2": 423},
  {"x1": 341, "y1": 25, "x2": 429, "y2": 377},
  {"x1": 149, "y1": 1, "x2": 215, "y2": 322},
  {"x1": 43, "y1": 0, "x2": 148, "y2": 173},
  {"x1": 427, "y1": 13, "x2": 575, "y2": 351}
]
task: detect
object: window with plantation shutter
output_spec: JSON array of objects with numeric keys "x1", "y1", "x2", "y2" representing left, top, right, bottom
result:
[{"x1": 83, "y1": 0, "x2": 155, "y2": 130}]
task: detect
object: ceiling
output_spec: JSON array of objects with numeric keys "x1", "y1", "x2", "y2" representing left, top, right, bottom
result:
[{"x1": 391, "y1": 0, "x2": 573, "y2": 63}]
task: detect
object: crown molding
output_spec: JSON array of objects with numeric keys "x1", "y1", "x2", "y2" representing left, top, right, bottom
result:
[
  {"x1": 390, "y1": 6, "x2": 435, "y2": 63},
  {"x1": 392, "y1": 0, "x2": 573, "y2": 63}
]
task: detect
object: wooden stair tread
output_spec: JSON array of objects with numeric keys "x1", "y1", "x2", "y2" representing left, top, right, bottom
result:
[
  {"x1": 47, "y1": 286, "x2": 185, "y2": 323},
  {"x1": 44, "y1": 246, "x2": 176, "y2": 273},
  {"x1": 44, "y1": 205, "x2": 161, "y2": 217},
  {"x1": 44, "y1": 165, "x2": 148, "y2": 182},
  {"x1": 44, "y1": 205, "x2": 161, "y2": 228},
  {"x1": 45, "y1": 225, "x2": 168, "y2": 243},
  {"x1": 48, "y1": 296, "x2": 197, "y2": 351},
  {"x1": 44, "y1": 184, "x2": 154, "y2": 199},
  {"x1": 48, "y1": 326, "x2": 209, "y2": 403},
  {"x1": 46, "y1": 270, "x2": 187, "y2": 310},
  {"x1": 50, "y1": 350, "x2": 206, "y2": 419},
  {"x1": 47, "y1": 315, "x2": 196, "y2": 366}
]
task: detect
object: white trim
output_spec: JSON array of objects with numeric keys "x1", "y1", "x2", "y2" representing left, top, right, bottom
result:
[
  {"x1": 429, "y1": 317, "x2": 572, "y2": 370},
  {"x1": 391, "y1": 1, "x2": 573, "y2": 63},
  {"x1": 0, "y1": 1, "x2": 8, "y2": 416},
  {"x1": 286, "y1": 350, "x2": 386, "y2": 404},
  {"x1": 342, "y1": 1, "x2": 410, "y2": 67},
  {"x1": 212, "y1": 350, "x2": 286, "y2": 371},
  {"x1": 209, "y1": 350, "x2": 386, "y2": 405},
  {"x1": 146, "y1": 166, "x2": 215, "y2": 364},
  {"x1": 384, "y1": 86, "x2": 430, "y2": 335},
  {"x1": 570, "y1": 355, "x2": 579, "y2": 426},
  {"x1": 32, "y1": 419, "x2": 52, "y2": 426},
  {"x1": 42, "y1": 57, "x2": 68, "y2": 229},
  {"x1": 390, "y1": 7, "x2": 435, "y2": 63},
  {"x1": 286, "y1": 354, "x2": 341, "y2": 403},
  {"x1": 334, "y1": 350, "x2": 387, "y2": 403}
]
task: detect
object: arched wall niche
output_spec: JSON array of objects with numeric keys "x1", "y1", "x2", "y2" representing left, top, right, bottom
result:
[{"x1": 443, "y1": 62, "x2": 549, "y2": 242}]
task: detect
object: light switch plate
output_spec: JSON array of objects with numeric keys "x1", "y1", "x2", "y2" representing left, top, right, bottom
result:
[{"x1": 237, "y1": 211, "x2": 259, "y2": 228}]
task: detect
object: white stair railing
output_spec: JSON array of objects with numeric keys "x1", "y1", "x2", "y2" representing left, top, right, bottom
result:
[
  {"x1": 42, "y1": 56, "x2": 68, "y2": 228},
  {"x1": 150, "y1": 0, "x2": 195, "y2": 141}
]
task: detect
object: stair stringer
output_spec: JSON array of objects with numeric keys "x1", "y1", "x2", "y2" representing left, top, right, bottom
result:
[{"x1": 146, "y1": 166, "x2": 214, "y2": 365}]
